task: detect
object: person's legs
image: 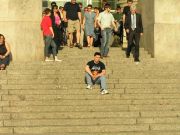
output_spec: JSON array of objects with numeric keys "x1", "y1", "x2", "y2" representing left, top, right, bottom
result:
[
  {"x1": 68, "y1": 32, "x2": 73, "y2": 47},
  {"x1": 0, "y1": 64, "x2": 5, "y2": 70},
  {"x1": 134, "y1": 33, "x2": 140, "y2": 61},
  {"x1": 126, "y1": 31, "x2": 134, "y2": 57},
  {"x1": 120, "y1": 21, "x2": 123, "y2": 44},
  {"x1": 85, "y1": 73, "x2": 93, "y2": 86},
  {"x1": 95, "y1": 76, "x2": 107, "y2": 90},
  {"x1": 104, "y1": 28, "x2": 112, "y2": 56},
  {"x1": 50, "y1": 38, "x2": 62, "y2": 61},
  {"x1": 76, "y1": 29, "x2": 81, "y2": 44},
  {"x1": 50, "y1": 38, "x2": 57, "y2": 58},
  {"x1": 74, "y1": 20, "x2": 81, "y2": 48},
  {"x1": 87, "y1": 36, "x2": 91, "y2": 46},
  {"x1": 80, "y1": 27, "x2": 84, "y2": 47},
  {"x1": 100, "y1": 29, "x2": 107, "y2": 56},
  {"x1": 44, "y1": 36, "x2": 52, "y2": 59},
  {"x1": 90, "y1": 37, "x2": 94, "y2": 47},
  {"x1": 67, "y1": 20, "x2": 74, "y2": 47}
]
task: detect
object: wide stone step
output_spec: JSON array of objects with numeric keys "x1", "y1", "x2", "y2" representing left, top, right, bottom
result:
[
  {"x1": 2, "y1": 94, "x2": 180, "y2": 100},
  {"x1": 10, "y1": 124, "x2": 180, "y2": 134},
  {"x1": 4, "y1": 69, "x2": 180, "y2": 74},
  {"x1": 3, "y1": 117, "x2": 180, "y2": 127},
  {"x1": 7, "y1": 99, "x2": 180, "y2": 106},
  {"x1": 2, "y1": 105, "x2": 180, "y2": 113},
  {"x1": 4, "y1": 131, "x2": 180, "y2": 135},
  {"x1": 5, "y1": 88, "x2": 180, "y2": 95},
  {"x1": 3, "y1": 79, "x2": 179, "y2": 85},
  {"x1": 1, "y1": 83, "x2": 179, "y2": 90},
  {"x1": 12, "y1": 125, "x2": 150, "y2": 134},
  {"x1": 8, "y1": 62, "x2": 179, "y2": 70},
  {"x1": 11, "y1": 112, "x2": 140, "y2": 119},
  {"x1": 1, "y1": 74, "x2": 179, "y2": 80},
  {"x1": 0, "y1": 46, "x2": 179, "y2": 135},
  {"x1": 4, "y1": 118, "x2": 137, "y2": 127}
]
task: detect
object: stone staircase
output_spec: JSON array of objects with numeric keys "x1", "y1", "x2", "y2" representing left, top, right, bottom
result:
[{"x1": 0, "y1": 46, "x2": 180, "y2": 135}]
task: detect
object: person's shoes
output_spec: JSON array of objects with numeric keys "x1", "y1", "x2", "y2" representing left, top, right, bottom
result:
[
  {"x1": 45, "y1": 58, "x2": 53, "y2": 62},
  {"x1": 134, "y1": 59, "x2": 140, "y2": 65},
  {"x1": 126, "y1": 55, "x2": 130, "y2": 58},
  {"x1": 78, "y1": 46, "x2": 83, "y2": 49},
  {"x1": 55, "y1": 58, "x2": 62, "y2": 62},
  {"x1": 76, "y1": 43, "x2": 83, "y2": 49},
  {"x1": 86, "y1": 85, "x2": 92, "y2": 90},
  {"x1": 101, "y1": 89, "x2": 109, "y2": 95},
  {"x1": 70, "y1": 44, "x2": 73, "y2": 48}
]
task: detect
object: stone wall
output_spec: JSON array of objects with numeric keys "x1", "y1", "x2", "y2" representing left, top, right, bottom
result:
[
  {"x1": 139, "y1": 0, "x2": 180, "y2": 61},
  {"x1": 0, "y1": 0, "x2": 44, "y2": 62}
]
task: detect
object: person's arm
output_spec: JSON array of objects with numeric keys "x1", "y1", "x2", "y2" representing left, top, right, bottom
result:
[
  {"x1": 63, "y1": 3, "x2": 68, "y2": 22},
  {"x1": 122, "y1": 7, "x2": 126, "y2": 25},
  {"x1": 63, "y1": 10, "x2": 67, "y2": 22},
  {"x1": 97, "y1": 14, "x2": 103, "y2": 30},
  {"x1": 124, "y1": 14, "x2": 129, "y2": 33},
  {"x1": 82, "y1": 16, "x2": 86, "y2": 29},
  {"x1": 111, "y1": 15, "x2": 118, "y2": 32},
  {"x1": 78, "y1": 12, "x2": 82, "y2": 23},
  {"x1": 96, "y1": 69, "x2": 106, "y2": 77},
  {"x1": 2, "y1": 42, "x2": 11, "y2": 59},
  {"x1": 94, "y1": 15, "x2": 98, "y2": 28},
  {"x1": 49, "y1": 27, "x2": 54, "y2": 38},
  {"x1": 112, "y1": 21, "x2": 118, "y2": 32},
  {"x1": 139, "y1": 14, "x2": 143, "y2": 36},
  {"x1": 123, "y1": 14, "x2": 126, "y2": 25},
  {"x1": 85, "y1": 65, "x2": 93, "y2": 77}
]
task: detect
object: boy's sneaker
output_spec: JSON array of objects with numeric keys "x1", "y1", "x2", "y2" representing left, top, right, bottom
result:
[
  {"x1": 55, "y1": 58, "x2": 62, "y2": 62},
  {"x1": 86, "y1": 85, "x2": 92, "y2": 90},
  {"x1": 101, "y1": 89, "x2": 109, "y2": 95},
  {"x1": 45, "y1": 58, "x2": 53, "y2": 62}
]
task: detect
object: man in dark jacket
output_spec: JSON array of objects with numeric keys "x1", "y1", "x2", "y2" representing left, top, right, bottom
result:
[{"x1": 124, "y1": 4, "x2": 143, "y2": 64}]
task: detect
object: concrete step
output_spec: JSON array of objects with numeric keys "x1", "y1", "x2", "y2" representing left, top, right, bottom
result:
[
  {"x1": 1, "y1": 83, "x2": 179, "y2": 90},
  {"x1": 4, "y1": 131, "x2": 180, "y2": 135},
  {"x1": 4, "y1": 88, "x2": 180, "y2": 96},
  {"x1": 0, "y1": 46, "x2": 180, "y2": 134},
  {"x1": 2, "y1": 93, "x2": 180, "y2": 100},
  {"x1": 3, "y1": 79, "x2": 179, "y2": 85},
  {"x1": 7, "y1": 99, "x2": 180, "y2": 106}
]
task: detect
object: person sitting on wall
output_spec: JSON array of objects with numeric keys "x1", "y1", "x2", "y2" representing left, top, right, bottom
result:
[{"x1": 0, "y1": 34, "x2": 11, "y2": 70}]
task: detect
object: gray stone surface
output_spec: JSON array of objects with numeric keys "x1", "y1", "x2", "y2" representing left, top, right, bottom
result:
[
  {"x1": 0, "y1": 0, "x2": 44, "y2": 62},
  {"x1": 0, "y1": 47, "x2": 179, "y2": 134},
  {"x1": 139, "y1": 0, "x2": 180, "y2": 61}
]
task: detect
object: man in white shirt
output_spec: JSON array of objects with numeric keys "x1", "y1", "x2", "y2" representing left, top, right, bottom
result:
[{"x1": 97, "y1": 3, "x2": 117, "y2": 58}]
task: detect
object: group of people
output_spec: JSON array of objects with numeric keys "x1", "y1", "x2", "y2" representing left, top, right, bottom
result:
[
  {"x1": 85, "y1": 0, "x2": 143, "y2": 94},
  {"x1": 0, "y1": 0, "x2": 143, "y2": 96},
  {"x1": 41, "y1": 0, "x2": 120, "y2": 61}
]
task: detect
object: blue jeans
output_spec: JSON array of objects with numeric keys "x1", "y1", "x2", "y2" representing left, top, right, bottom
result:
[
  {"x1": 85, "y1": 73, "x2": 107, "y2": 90},
  {"x1": 100, "y1": 28, "x2": 112, "y2": 56}
]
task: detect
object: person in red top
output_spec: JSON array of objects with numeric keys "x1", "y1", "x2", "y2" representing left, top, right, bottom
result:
[{"x1": 41, "y1": 8, "x2": 61, "y2": 62}]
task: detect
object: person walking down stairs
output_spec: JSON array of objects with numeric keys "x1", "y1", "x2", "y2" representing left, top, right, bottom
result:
[
  {"x1": 124, "y1": 4, "x2": 143, "y2": 64},
  {"x1": 85, "y1": 52, "x2": 108, "y2": 95},
  {"x1": 97, "y1": 3, "x2": 118, "y2": 58},
  {"x1": 41, "y1": 8, "x2": 62, "y2": 62}
]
